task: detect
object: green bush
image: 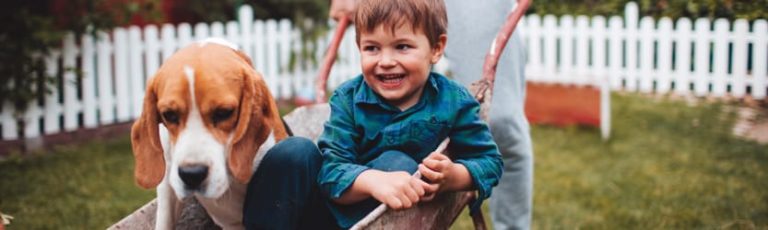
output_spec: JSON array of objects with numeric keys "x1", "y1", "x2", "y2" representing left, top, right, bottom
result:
[{"x1": 529, "y1": 0, "x2": 768, "y2": 21}]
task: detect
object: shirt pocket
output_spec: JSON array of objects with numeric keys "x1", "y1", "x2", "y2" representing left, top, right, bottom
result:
[{"x1": 402, "y1": 118, "x2": 449, "y2": 157}]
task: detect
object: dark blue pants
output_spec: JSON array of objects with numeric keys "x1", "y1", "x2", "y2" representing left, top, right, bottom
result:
[{"x1": 242, "y1": 137, "x2": 338, "y2": 230}]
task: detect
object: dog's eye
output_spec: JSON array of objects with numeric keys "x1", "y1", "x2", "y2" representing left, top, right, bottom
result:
[
  {"x1": 162, "y1": 111, "x2": 180, "y2": 124},
  {"x1": 212, "y1": 108, "x2": 234, "y2": 123}
]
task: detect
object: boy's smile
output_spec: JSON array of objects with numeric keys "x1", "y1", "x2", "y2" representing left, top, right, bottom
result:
[{"x1": 359, "y1": 24, "x2": 446, "y2": 110}]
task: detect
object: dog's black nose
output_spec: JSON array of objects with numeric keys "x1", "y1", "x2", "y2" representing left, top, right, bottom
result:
[{"x1": 178, "y1": 164, "x2": 208, "y2": 189}]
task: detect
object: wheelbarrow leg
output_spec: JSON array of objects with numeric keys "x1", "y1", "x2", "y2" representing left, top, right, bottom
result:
[{"x1": 471, "y1": 209, "x2": 488, "y2": 230}]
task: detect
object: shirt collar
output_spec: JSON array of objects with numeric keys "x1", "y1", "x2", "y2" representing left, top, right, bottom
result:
[{"x1": 354, "y1": 72, "x2": 441, "y2": 110}]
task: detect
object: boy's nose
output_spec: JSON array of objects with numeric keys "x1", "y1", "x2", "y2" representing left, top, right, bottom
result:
[{"x1": 379, "y1": 52, "x2": 396, "y2": 67}]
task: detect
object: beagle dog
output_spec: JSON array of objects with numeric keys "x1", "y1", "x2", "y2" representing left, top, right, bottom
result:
[{"x1": 131, "y1": 38, "x2": 288, "y2": 229}]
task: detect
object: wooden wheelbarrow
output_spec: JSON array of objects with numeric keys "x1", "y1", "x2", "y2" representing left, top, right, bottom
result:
[{"x1": 110, "y1": 0, "x2": 529, "y2": 228}]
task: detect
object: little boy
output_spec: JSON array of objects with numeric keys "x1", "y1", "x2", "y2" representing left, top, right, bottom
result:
[{"x1": 317, "y1": 0, "x2": 503, "y2": 228}]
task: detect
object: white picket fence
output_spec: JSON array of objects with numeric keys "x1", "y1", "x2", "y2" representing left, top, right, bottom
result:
[
  {"x1": 521, "y1": 2, "x2": 767, "y2": 98},
  {"x1": 1, "y1": 2, "x2": 766, "y2": 141}
]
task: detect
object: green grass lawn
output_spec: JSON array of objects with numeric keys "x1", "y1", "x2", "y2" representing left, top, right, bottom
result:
[{"x1": 1, "y1": 93, "x2": 767, "y2": 229}]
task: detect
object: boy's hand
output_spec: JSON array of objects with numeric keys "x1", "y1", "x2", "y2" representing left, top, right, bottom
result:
[
  {"x1": 329, "y1": 0, "x2": 358, "y2": 22},
  {"x1": 362, "y1": 170, "x2": 437, "y2": 210},
  {"x1": 418, "y1": 151, "x2": 472, "y2": 200}
]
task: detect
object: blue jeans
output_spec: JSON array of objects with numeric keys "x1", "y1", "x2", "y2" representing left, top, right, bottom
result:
[
  {"x1": 329, "y1": 150, "x2": 418, "y2": 228},
  {"x1": 242, "y1": 137, "x2": 338, "y2": 230}
]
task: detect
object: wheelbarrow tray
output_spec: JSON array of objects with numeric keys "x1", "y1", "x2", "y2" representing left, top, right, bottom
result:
[{"x1": 110, "y1": 104, "x2": 477, "y2": 229}]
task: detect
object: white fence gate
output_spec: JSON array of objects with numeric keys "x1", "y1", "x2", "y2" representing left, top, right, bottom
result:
[{"x1": 1, "y1": 2, "x2": 766, "y2": 142}]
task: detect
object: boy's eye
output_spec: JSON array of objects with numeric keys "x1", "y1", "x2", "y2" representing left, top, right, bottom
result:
[
  {"x1": 396, "y1": 44, "x2": 411, "y2": 51},
  {"x1": 363, "y1": 45, "x2": 379, "y2": 52}
]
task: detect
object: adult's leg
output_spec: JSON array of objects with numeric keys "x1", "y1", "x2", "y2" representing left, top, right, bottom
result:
[
  {"x1": 242, "y1": 136, "x2": 337, "y2": 230},
  {"x1": 444, "y1": 1, "x2": 534, "y2": 229}
]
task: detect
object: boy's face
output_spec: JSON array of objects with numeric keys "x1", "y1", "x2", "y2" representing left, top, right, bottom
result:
[{"x1": 358, "y1": 24, "x2": 446, "y2": 110}]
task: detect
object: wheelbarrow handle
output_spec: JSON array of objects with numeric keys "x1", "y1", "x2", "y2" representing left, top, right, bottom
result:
[
  {"x1": 481, "y1": 0, "x2": 531, "y2": 86},
  {"x1": 315, "y1": 16, "x2": 351, "y2": 104}
]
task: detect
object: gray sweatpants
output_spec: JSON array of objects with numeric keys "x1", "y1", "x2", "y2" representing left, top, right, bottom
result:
[{"x1": 444, "y1": 1, "x2": 534, "y2": 229}]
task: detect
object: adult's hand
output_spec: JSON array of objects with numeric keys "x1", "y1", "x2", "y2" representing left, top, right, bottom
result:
[{"x1": 329, "y1": 0, "x2": 358, "y2": 22}]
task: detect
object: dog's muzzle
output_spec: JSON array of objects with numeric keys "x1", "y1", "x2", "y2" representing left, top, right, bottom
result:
[{"x1": 178, "y1": 164, "x2": 209, "y2": 190}]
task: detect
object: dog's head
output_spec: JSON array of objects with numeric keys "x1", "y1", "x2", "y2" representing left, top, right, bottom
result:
[{"x1": 131, "y1": 39, "x2": 287, "y2": 198}]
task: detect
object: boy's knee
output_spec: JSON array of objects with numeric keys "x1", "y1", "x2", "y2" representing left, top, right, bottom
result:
[
  {"x1": 369, "y1": 150, "x2": 418, "y2": 173},
  {"x1": 262, "y1": 137, "x2": 322, "y2": 168}
]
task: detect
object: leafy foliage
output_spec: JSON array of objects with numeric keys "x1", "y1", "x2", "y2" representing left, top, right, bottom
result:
[
  {"x1": 0, "y1": 0, "x2": 164, "y2": 115},
  {"x1": 529, "y1": 0, "x2": 768, "y2": 21}
]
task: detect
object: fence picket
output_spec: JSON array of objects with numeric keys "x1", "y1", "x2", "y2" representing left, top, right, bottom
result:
[
  {"x1": 592, "y1": 16, "x2": 607, "y2": 88},
  {"x1": 625, "y1": 2, "x2": 639, "y2": 91},
  {"x1": 575, "y1": 16, "x2": 589, "y2": 85},
  {"x1": 525, "y1": 15, "x2": 542, "y2": 82},
  {"x1": 1, "y1": 102, "x2": 17, "y2": 140},
  {"x1": 754, "y1": 20, "x2": 768, "y2": 99},
  {"x1": 211, "y1": 22, "x2": 225, "y2": 38},
  {"x1": 161, "y1": 24, "x2": 177, "y2": 62},
  {"x1": 732, "y1": 20, "x2": 749, "y2": 97},
  {"x1": 81, "y1": 35, "x2": 98, "y2": 129},
  {"x1": 115, "y1": 28, "x2": 131, "y2": 122},
  {"x1": 657, "y1": 18, "x2": 673, "y2": 93},
  {"x1": 674, "y1": 18, "x2": 693, "y2": 95},
  {"x1": 62, "y1": 33, "x2": 79, "y2": 131},
  {"x1": 639, "y1": 17, "x2": 655, "y2": 93},
  {"x1": 543, "y1": 15, "x2": 558, "y2": 84},
  {"x1": 145, "y1": 25, "x2": 161, "y2": 84},
  {"x1": 608, "y1": 16, "x2": 624, "y2": 90},
  {"x1": 693, "y1": 18, "x2": 711, "y2": 96},
  {"x1": 44, "y1": 51, "x2": 63, "y2": 133},
  {"x1": 97, "y1": 31, "x2": 115, "y2": 124},
  {"x1": 239, "y1": 6, "x2": 254, "y2": 63},
  {"x1": 712, "y1": 19, "x2": 730, "y2": 96},
  {"x1": 129, "y1": 26, "x2": 144, "y2": 119}
]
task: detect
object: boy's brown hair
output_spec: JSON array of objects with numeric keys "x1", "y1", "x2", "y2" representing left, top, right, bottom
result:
[{"x1": 355, "y1": 0, "x2": 447, "y2": 48}]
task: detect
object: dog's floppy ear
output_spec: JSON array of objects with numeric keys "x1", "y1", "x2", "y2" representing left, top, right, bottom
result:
[
  {"x1": 131, "y1": 77, "x2": 165, "y2": 189},
  {"x1": 229, "y1": 49, "x2": 289, "y2": 183},
  {"x1": 228, "y1": 66, "x2": 271, "y2": 183}
]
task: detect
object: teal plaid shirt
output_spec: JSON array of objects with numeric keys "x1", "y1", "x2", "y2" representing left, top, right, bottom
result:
[{"x1": 317, "y1": 72, "x2": 502, "y2": 216}]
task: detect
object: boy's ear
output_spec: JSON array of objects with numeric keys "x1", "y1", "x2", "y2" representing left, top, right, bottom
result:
[{"x1": 431, "y1": 34, "x2": 448, "y2": 64}]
